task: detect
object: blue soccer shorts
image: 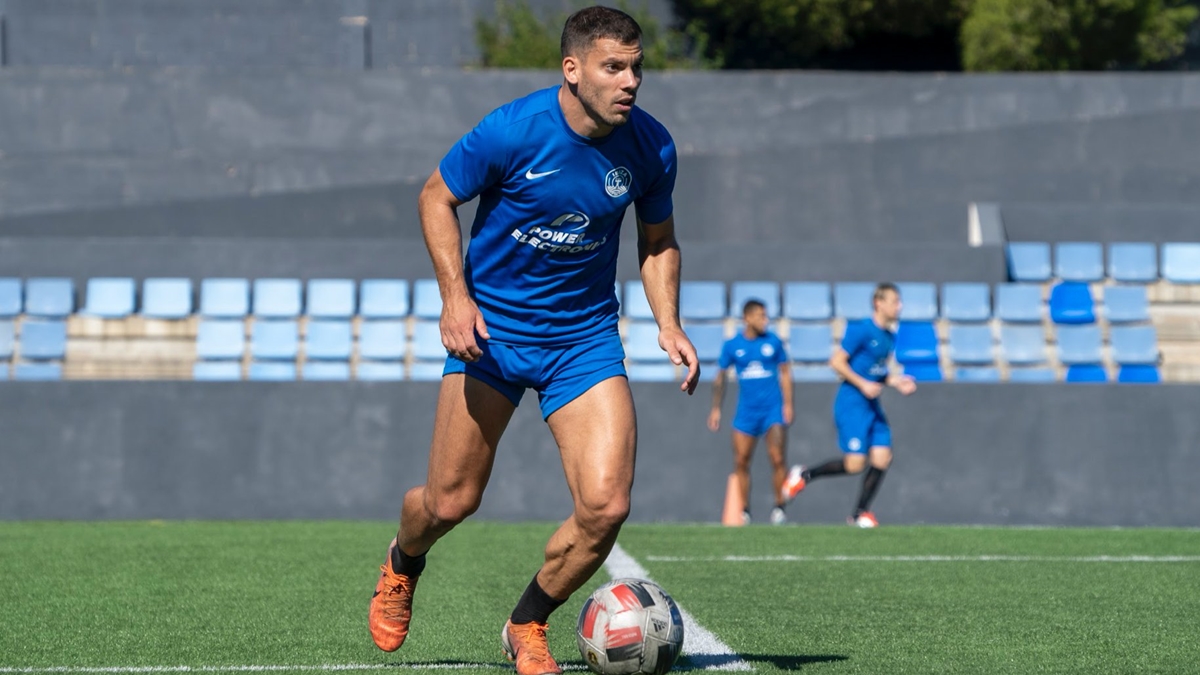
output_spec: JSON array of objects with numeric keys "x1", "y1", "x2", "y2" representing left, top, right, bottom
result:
[
  {"x1": 732, "y1": 405, "x2": 786, "y2": 438},
  {"x1": 833, "y1": 390, "x2": 892, "y2": 454}
]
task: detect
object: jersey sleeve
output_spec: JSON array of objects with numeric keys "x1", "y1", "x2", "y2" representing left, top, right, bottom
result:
[
  {"x1": 634, "y1": 132, "x2": 677, "y2": 225},
  {"x1": 438, "y1": 107, "x2": 510, "y2": 203},
  {"x1": 717, "y1": 339, "x2": 734, "y2": 369},
  {"x1": 840, "y1": 322, "x2": 865, "y2": 357}
]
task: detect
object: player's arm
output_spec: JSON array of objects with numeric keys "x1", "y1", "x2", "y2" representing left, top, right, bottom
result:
[
  {"x1": 418, "y1": 167, "x2": 489, "y2": 362},
  {"x1": 830, "y1": 347, "x2": 882, "y2": 399},
  {"x1": 778, "y1": 360, "x2": 794, "y2": 425},
  {"x1": 707, "y1": 368, "x2": 726, "y2": 431},
  {"x1": 637, "y1": 213, "x2": 699, "y2": 394}
]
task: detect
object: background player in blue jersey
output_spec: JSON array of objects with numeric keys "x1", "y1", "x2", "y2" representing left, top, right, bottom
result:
[
  {"x1": 367, "y1": 7, "x2": 699, "y2": 674},
  {"x1": 781, "y1": 283, "x2": 916, "y2": 528},
  {"x1": 708, "y1": 299, "x2": 793, "y2": 525}
]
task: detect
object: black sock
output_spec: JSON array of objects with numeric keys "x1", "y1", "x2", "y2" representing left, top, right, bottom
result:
[
  {"x1": 806, "y1": 458, "x2": 848, "y2": 481},
  {"x1": 855, "y1": 467, "x2": 887, "y2": 516},
  {"x1": 510, "y1": 574, "x2": 566, "y2": 625},
  {"x1": 390, "y1": 545, "x2": 427, "y2": 578}
]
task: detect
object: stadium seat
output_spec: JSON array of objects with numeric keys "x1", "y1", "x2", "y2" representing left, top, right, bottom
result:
[
  {"x1": 306, "y1": 279, "x2": 356, "y2": 319},
  {"x1": 250, "y1": 320, "x2": 299, "y2": 360},
  {"x1": 687, "y1": 323, "x2": 727, "y2": 362},
  {"x1": 789, "y1": 324, "x2": 833, "y2": 363},
  {"x1": 622, "y1": 281, "x2": 653, "y2": 319},
  {"x1": 13, "y1": 362, "x2": 62, "y2": 380},
  {"x1": 895, "y1": 322, "x2": 938, "y2": 365},
  {"x1": 955, "y1": 367, "x2": 1000, "y2": 383},
  {"x1": 613, "y1": 281, "x2": 622, "y2": 309},
  {"x1": 195, "y1": 320, "x2": 245, "y2": 360},
  {"x1": 784, "y1": 282, "x2": 832, "y2": 321},
  {"x1": 82, "y1": 277, "x2": 136, "y2": 318},
  {"x1": 0, "y1": 278, "x2": 21, "y2": 317},
  {"x1": 1110, "y1": 325, "x2": 1158, "y2": 365},
  {"x1": 1056, "y1": 325, "x2": 1102, "y2": 365},
  {"x1": 834, "y1": 282, "x2": 875, "y2": 321},
  {"x1": 792, "y1": 364, "x2": 838, "y2": 382},
  {"x1": 304, "y1": 320, "x2": 353, "y2": 360},
  {"x1": 199, "y1": 278, "x2": 250, "y2": 318},
  {"x1": 1118, "y1": 365, "x2": 1160, "y2": 384},
  {"x1": 1048, "y1": 282, "x2": 1095, "y2": 325},
  {"x1": 948, "y1": 325, "x2": 994, "y2": 365},
  {"x1": 142, "y1": 278, "x2": 193, "y2": 319},
  {"x1": 730, "y1": 281, "x2": 780, "y2": 318},
  {"x1": 1007, "y1": 367, "x2": 1057, "y2": 383},
  {"x1": 252, "y1": 279, "x2": 302, "y2": 318},
  {"x1": 362, "y1": 320, "x2": 409, "y2": 361},
  {"x1": 625, "y1": 321, "x2": 664, "y2": 362},
  {"x1": 1103, "y1": 286, "x2": 1149, "y2": 324},
  {"x1": 192, "y1": 361, "x2": 241, "y2": 381},
  {"x1": 412, "y1": 279, "x2": 443, "y2": 319},
  {"x1": 627, "y1": 363, "x2": 677, "y2": 382},
  {"x1": 1161, "y1": 243, "x2": 1200, "y2": 283},
  {"x1": 896, "y1": 283, "x2": 937, "y2": 321},
  {"x1": 941, "y1": 283, "x2": 990, "y2": 322},
  {"x1": 359, "y1": 279, "x2": 409, "y2": 319},
  {"x1": 1065, "y1": 364, "x2": 1107, "y2": 383},
  {"x1": 405, "y1": 361, "x2": 445, "y2": 381},
  {"x1": 903, "y1": 363, "x2": 943, "y2": 382},
  {"x1": 995, "y1": 284, "x2": 1043, "y2": 323},
  {"x1": 1006, "y1": 242, "x2": 1052, "y2": 282},
  {"x1": 24, "y1": 278, "x2": 75, "y2": 318},
  {"x1": 1108, "y1": 243, "x2": 1157, "y2": 283},
  {"x1": 302, "y1": 361, "x2": 351, "y2": 381},
  {"x1": 248, "y1": 361, "x2": 297, "y2": 381},
  {"x1": 1054, "y1": 242, "x2": 1103, "y2": 282},
  {"x1": 354, "y1": 361, "x2": 406, "y2": 381},
  {"x1": 20, "y1": 320, "x2": 67, "y2": 360},
  {"x1": 1000, "y1": 325, "x2": 1047, "y2": 365},
  {"x1": 0, "y1": 320, "x2": 13, "y2": 360},
  {"x1": 679, "y1": 281, "x2": 725, "y2": 320}
]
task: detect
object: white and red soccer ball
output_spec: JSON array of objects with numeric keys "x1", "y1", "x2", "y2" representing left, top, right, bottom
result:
[{"x1": 576, "y1": 578, "x2": 685, "y2": 675}]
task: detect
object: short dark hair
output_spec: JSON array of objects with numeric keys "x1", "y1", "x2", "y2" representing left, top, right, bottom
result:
[
  {"x1": 873, "y1": 282, "x2": 899, "y2": 306},
  {"x1": 743, "y1": 299, "x2": 766, "y2": 316},
  {"x1": 561, "y1": 6, "x2": 642, "y2": 59}
]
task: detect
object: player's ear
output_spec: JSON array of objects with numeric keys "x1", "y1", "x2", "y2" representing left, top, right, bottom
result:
[{"x1": 562, "y1": 54, "x2": 580, "y2": 85}]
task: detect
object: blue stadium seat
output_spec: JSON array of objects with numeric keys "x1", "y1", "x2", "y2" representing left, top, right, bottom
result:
[
  {"x1": 1000, "y1": 325, "x2": 1047, "y2": 365},
  {"x1": 0, "y1": 320, "x2": 13, "y2": 360},
  {"x1": 252, "y1": 279, "x2": 302, "y2": 318},
  {"x1": 13, "y1": 362, "x2": 62, "y2": 380},
  {"x1": 412, "y1": 279, "x2": 443, "y2": 319},
  {"x1": 789, "y1": 324, "x2": 833, "y2": 363},
  {"x1": 948, "y1": 325, "x2": 994, "y2": 365},
  {"x1": 1054, "y1": 242, "x2": 1103, "y2": 282},
  {"x1": 199, "y1": 278, "x2": 250, "y2": 318},
  {"x1": 896, "y1": 283, "x2": 937, "y2": 321},
  {"x1": 302, "y1": 361, "x2": 351, "y2": 381},
  {"x1": 622, "y1": 281, "x2": 653, "y2": 319},
  {"x1": 895, "y1": 322, "x2": 938, "y2": 365},
  {"x1": 354, "y1": 361, "x2": 406, "y2": 381},
  {"x1": 1118, "y1": 365, "x2": 1160, "y2": 384},
  {"x1": 142, "y1": 278, "x2": 193, "y2": 319},
  {"x1": 1008, "y1": 367, "x2": 1056, "y2": 383},
  {"x1": 195, "y1": 320, "x2": 245, "y2": 360},
  {"x1": 405, "y1": 361, "x2": 445, "y2": 381},
  {"x1": 730, "y1": 281, "x2": 780, "y2": 318},
  {"x1": 679, "y1": 281, "x2": 725, "y2": 320},
  {"x1": 1103, "y1": 286, "x2": 1149, "y2": 324},
  {"x1": 1065, "y1": 364, "x2": 1107, "y2": 383},
  {"x1": 82, "y1": 277, "x2": 136, "y2": 318},
  {"x1": 25, "y1": 278, "x2": 74, "y2": 318},
  {"x1": 251, "y1": 320, "x2": 299, "y2": 360},
  {"x1": 627, "y1": 363, "x2": 677, "y2": 382},
  {"x1": 1161, "y1": 243, "x2": 1200, "y2": 283},
  {"x1": 834, "y1": 283, "x2": 875, "y2": 321},
  {"x1": 359, "y1": 279, "x2": 409, "y2": 319},
  {"x1": 248, "y1": 361, "x2": 297, "y2": 381},
  {"x1": 1110, "y1": 325, "x2": 1158, "y2": 365},
  {"x1": 0, "y1": 278, "x2": 21, "y2": 318},
  {"x1": 1048, "y1": 282, "x2": 1095, "y2": 325},
  {"x1": 625, "y1": 321, "x2": 664, "y2": 361},
  {"x1": 1108, "y1": 243, "x2": 1157, "y2": 283},
  {"x1": 192, "y1": 361, "x2": 241, "y2": 381},
  {"x1": 904, "y1": 363, "x2": 943, "y2": 382},
  {"x1": 687, "y1": 323, "x2": 727, "y2": 362},
  {"x1": 995, "y1": 284, "x2": 1043, "y2": 323},
  {"x1": 362, "y1": 320, "x2": 409, "y2": 361},
  {"x1": 1006, "y1": 242, "x2": 1052, "y2": 282},
  {"x1": 20, "y1": 320, "x2": 67, "y2": 360},
  {"x1": 304, "y1": 320, "x2": 353, "y2": 360},
  {"x1": 306, "y1": 279, "x2": 356, "y2": 319},
  {"x1": 955, "y1": 367, "x2": 1000, "y2": 383},
  {"x1": 792, "y1": 365, "x2": 838, "y2": 382},
  {"x1": 1056, "y1": 325, "x2": 1102, "y2": 365},
  {"x1": 941, "y1": 283, "x2": 990, "y2": 322},
  {"x1": 784, "y1": 282, "x2": 832, "y2": 321}
]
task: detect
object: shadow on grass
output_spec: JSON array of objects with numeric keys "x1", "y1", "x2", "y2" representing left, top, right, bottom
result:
[{"x1": 681, "y1": 652, "x2": 850, "y2": 671}]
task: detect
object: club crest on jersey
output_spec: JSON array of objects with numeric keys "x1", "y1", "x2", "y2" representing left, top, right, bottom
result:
[
  {"x1": 762, "y1": 344, "x2": 775, "y2": 357},
  {"x1": 510, "y1": 211, "x2": 606, "y2": 254},
  {"x1": 605, "y1": 166, "x2": 632, "y2": 198}
]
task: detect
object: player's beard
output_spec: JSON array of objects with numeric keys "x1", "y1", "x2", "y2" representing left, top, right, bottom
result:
[{"x1": 579, "y1": 80, "x2": 634, "y2": 129}]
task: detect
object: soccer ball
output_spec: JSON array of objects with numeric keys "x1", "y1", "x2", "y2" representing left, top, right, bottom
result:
[{"x1": 576, "y1": 578, "x2": 685, "y2": 675}]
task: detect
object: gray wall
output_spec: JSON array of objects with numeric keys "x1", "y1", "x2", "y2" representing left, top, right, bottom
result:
[{"x1": 1, "y1": 382, "x2": 1196, "y2": 526}]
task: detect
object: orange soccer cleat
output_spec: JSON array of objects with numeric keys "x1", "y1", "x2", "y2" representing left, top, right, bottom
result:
[
  {"x1": 501, "y1": 619, "x2": 562, "y2": 675},
  {"x1": 368, "y1": 539, "x2": 419, "y2": 652},
  {"x1": 850, "y1": 511, "x2": 879, "y2": 528},
  {"x1": 781, "y1": 464, "x2": 807, "y2": 503}
]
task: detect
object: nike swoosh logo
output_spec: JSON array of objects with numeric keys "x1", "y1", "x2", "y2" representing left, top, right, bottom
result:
[{"x1": 525, "y1": 168, "x2": 560, "y2": 180}]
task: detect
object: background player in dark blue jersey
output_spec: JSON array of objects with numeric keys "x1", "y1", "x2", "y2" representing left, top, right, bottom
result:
[
  {"x1": 367, "y1": 7, "x2": 699, "y2": 674},
  {"x1": 707, "y1": 299, "x2": 793, "y2": 525},
  {"x1": 781, "y1": 283, "x2": 916, "y2": 528}
]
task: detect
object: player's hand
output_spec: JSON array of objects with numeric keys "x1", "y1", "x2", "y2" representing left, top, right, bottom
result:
[
  {"x1": 440, "y1": 293, "x2": 490, "y2": 362},
  {"x1": 658, "y1": 326, "x2": 700, "y2": 395},
  {"x1": 707, "y1": 409, "x2": 721, "y2": 432},
  {"x1": 859, "y1": 381, "x2": 884, "y2": 400},
  {"x1": 783, "y1": 405, "x2": 794, "y2": 426},
  {"x1": 895, "y1": 375, "x2": 917, "y2": 396}
]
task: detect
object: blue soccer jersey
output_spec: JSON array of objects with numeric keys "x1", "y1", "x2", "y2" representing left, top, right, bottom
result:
[
  {"x1": 718, "y1": 332, "x2": 788, "y2": 413},
  {"x1": 438, "y1": 86, "x2": 677, "y2": 346},
  {"x1": 841, "y1": 319, "x2": 894, "y2": 384}
]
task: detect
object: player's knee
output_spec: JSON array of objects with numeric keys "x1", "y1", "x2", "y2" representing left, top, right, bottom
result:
[
  {"x1": 424, "y1": 491, "x2": 481, "y2": 529},
  {"x1": 577, "y1": 495, "x2": 630, "y2": 537},
  {"x1": 843, "y1": 456, "x2": 868, "y2": 474}
]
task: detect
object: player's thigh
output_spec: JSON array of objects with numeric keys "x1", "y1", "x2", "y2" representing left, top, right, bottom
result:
[
  {"x1": 425, "y1": 373, "x2": 516, "y2": 500},
  {"x1": 546, "y1": 375, "x2": 636, "y2": 514},
  {"x1": 731, "y1": 429, "x2": 757, "y2": 467}
]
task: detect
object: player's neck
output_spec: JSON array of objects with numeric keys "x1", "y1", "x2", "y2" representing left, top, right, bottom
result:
[
  {"x1": 872, "y1": 312, "x2": 892, "y2": 329},
  {"x1": 743, "y1": 327, "x2": 764, "y2": 339},
  {"x1": 558, "y1": 85, "x2": 615, "y2": 139}
]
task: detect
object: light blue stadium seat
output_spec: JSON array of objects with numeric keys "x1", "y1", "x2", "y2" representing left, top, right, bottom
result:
[
  {"x1": 1161, "y1": 243, "x2": 1200, "y2": 283},
  {"x1": 251, "y1": 320, "x2": 299, "y2": 360},
  {"x1": 948, "y1": 325, "x2": 994, "y2": 365},
  {"x1": 142, "y1": 278, "x2": 193, "y2": 319},
  {"x1": 192, "y1": 361, "x2": 241, "y2": 381},
  {"x1": 25, "y1": 278, "x2": 74, "y2": 318},
  {"x1": 627, "y1": 363, "x2": 677, "y2": 382},
  {"x1": 622, "y1": 281, "x2": 653, "y2": 319},
  {"x1": 199, "y1": 278, "x2": 250, "y2": 318},
  {"x1": 20, "y1": 320, "x2": 67, "y2": 360},
  {"x1": 687, "y1": 323, "x2": 727, "y2": 362},
  {"x1": 895, "y1": 322, "x2": 938, "y2": 365},
  {"x1": 1110, "y1": 325, "x2": 1158, "y2": 365},
  {"x1": 1048, "y1": 282, "x2": 1095, "y2": 325},
  {"x1": 625, "y1": 321, "x2": 664, "y2": 362},
  {"x1": 834, "y1": 282, "x2": 875, "y2": 321},
  {"x1": 955, "y1": 367, "x2": 1000, "y2": 383},
  {"x1": 679, "y1": 281, "x2": 725, "y2": 320},
  {"x1": 405, "y1": 361, "x2": 445, "y2": 381},
  {"x1": 353, "y1": 361, "x2": 406, "y2": 381},
  {"x1": 730, "y1": 281, "x2": 780, "y2": 318},
  {"x1": 789, "y1": 324, "x2": 833, "y2": 363},
  {"x1": 13, "y1": 362, "x2": 62, "y2": 380},
  {"x1": 1056, "y1": 325, "x2": 1102, "y2": 365},
  {"x1": 1118, "y1": 365, "x2": 1160, "y2": 384},
  {"x1": 412, "y1": 279, "x2": 443, "y2": 319},
  {"x1": 82, "y1": 277, "x2": 136, "y2": 318},
  {"x1": 302, "y1": 361, "x2": 351, "y2": 381},
  {"x1": 0, "y1": 321, "x2": 13, "y2": 360},
  {"x1": 252, "y1": 279, "x2": 302, "y2": 318},
  {"x1": 1054, "y1": 242, "x2": 1104, "y2": 282},
  {"x1": 792, "y1": 364, "x2": 838, "y2": 382},
  {"x1": 1065, "y1": 364, "x2": 1107, "y2": 383},
  {"x1": 784, "y1": 282, "x2": 832, "y2": 321},
  {"x1": 1000, "y1": 325, "x2": 1047, "y2": 365},
  {"x1": 1006, "y1": 242, "x2": 1051, "y2": 282},
  {"x1": 1103, "y1": 286, "x2": 1149, "y2": 324},
  {"x1": 248, "y1": 361, "x2": 297, "y2": 381},
  {"x1": 904, "y1": 363, "x2": 943, "y2": 382},
  {"x1": 305, "y1": 320, "x2": 353, "y2": 360},
  {"x1": 195, "y1": 320, "x2": 245, "y2": 360},
  {"x1": 995, "y1": 284, "x2": 1043, "y2": 323},
  {"x1": 896, "y1": 283, "x2": 937, "y2": 321},
  {"x1": 362, "y1": 320, "x2": 410, "y2": 361},
  {"x1": 1108, "y1": 243, "x2": 1157, "y2": 283},
  {"x1": 0, "y1": 278, "x2": 21, "y2": 318},
  {"x1": 359, "y1": 279, "x2": 409, "y2": 319},
  {"x1": 941, "y1": 283, "x2": 990, "y2": 322},
  {"x1": 306, "y1": 279, "x2": 356, "y2": 319},
  {"x1": 1008, "y1": 367, "x2": 1056, "y2": 383}
]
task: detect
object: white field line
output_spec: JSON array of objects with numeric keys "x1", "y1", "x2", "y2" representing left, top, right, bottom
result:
[
  {"x1": 645, "y1": 555, "x2": 1200, "y2": 563},
  {"x1": 604, "y1": 543, "x2": 752, "y2": 672}
]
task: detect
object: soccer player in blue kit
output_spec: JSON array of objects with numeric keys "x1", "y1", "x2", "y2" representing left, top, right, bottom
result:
[
  {"x1": 367, "y1": 7, "x2": 699, "y2": 674},
  {"x1": 781, "y1": 283, "x2": 916, "y2": 528},
  {"x1": 707, "y1": 299, "x2": 793, "y2": 525}
]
